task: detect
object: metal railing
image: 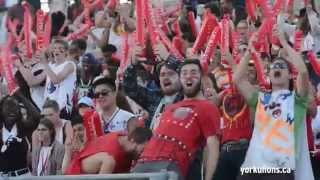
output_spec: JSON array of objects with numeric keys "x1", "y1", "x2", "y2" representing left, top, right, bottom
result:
[{"x1": 7, "y1": 171, "x2": 178, "y2": 180}]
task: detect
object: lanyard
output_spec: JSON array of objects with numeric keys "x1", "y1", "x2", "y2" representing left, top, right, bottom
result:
[{"x1": 39, "y1": 147, "x2": 51, "y2": 176}]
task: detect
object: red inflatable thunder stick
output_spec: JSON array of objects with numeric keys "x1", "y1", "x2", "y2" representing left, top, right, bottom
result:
[
  {"x1": 251, "y1": 50, "x2": 269, "y2": 89},
  {"x1": 221, "y1": 15, "x2": 231, "y2": 61},
  {"x1": 144, "y1": 0, "x2": 159, "y2": 47},
  {"x1": 66, "y1": 0, "x2": 103, "y2": 41},
  {"x1": 83, "y1": 110, "x2": 103, "y2": 142},
  {"x1": 7, "y1": 19, "x2": 23, "y2": 44},
  {"x1": 255, "y1": 0, "x2": 273, "y2": 18},
  {"x1": 191, "y1": 12, "x2": 218, "y2": 54},
  {"x1": 135, "y1": 0, "x2": 145, "y2": 45},
  {"x1": 0, "y1": 35, "x2": 19, "y2": 95},
  {"x1": 188, "y1": 11, "x2": 198, "y2": 38},
  {"x1": 294, "y1": 30, "x2": 304, "y2": 52},
  {"x1": 307, "y1": 51, "x2": 320, "y2": 76},
  {"x1": 22, "y1": 1, "x2": 33, "y2": 59},
  {"x1": 36, "y1": 10, "x2": 52, "y2": 51},
  {"x1": 231, "y1": 31, "x2": 241, "y2": 64},
  {"x1": 201, "y1": 26, "x2": 221, "y2": 74},
  {"x1": 158, "y1": 29, "x2": 184, "y2": 60},
  {"x1": 246, "y1": 0, "x2": 257, "y2": 21}
]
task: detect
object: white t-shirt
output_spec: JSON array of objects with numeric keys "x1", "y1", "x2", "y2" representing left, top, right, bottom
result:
[
  {"x1": 102, "y1": 108, "x2": 134, "y2": 133},
  {"x1": 241, "y1": 90, "x2": 295, "y2": 169},
  {"x1": 44, "y1": 61, "x2": 77, "y2": 112}
]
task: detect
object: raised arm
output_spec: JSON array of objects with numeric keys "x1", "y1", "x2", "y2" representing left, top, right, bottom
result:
[
  {"x1": 15, "y1": 60, "x2": 46, "y2": 87},
  {"x1": 123, "y1": 45, "x2": 162, "y2": 111},
  {"x1": 233, "y1": 34, "x2": 258, "y2": 103},
  {"x1": 306, "y1": 5, "x2": 320, "y2": 33},
  {"x1": 41, "y1": 54, "x2": 75, "y2": 84},
  {"x1": 277, "y1": 27, "x2": 309, "y2": 97}
]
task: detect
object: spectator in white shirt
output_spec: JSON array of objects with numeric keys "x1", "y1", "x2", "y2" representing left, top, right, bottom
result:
[
  {"x1": 42, "y1": 39, "x2": 77, "y2": 119},
  {"x1": 92, "y1": 76, "x2": 133, "y2": 133}
]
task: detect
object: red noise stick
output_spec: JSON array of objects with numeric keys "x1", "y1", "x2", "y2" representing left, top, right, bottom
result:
[
  {"x1": 22, "y1": 1, "x2": 33, "y2": 59},
  {"x1": 221, "y1": 15, "x2": 231, "y2": 58},
  {"x1": 158, "y1": 29, "x2": 184, "y2": 60},
  {"x1": 251, "y1": 50, "x2": 269, "y2": 88},
  {"x1": 256, "y1": 19, "x2": 272, "y2": 53},
  {"x1": 294, "y1": 30, "x2": 304, "y2": 52},
  {"x1": 173, "y1": 20, "x2": 182, "y2": 38},
  {"x1": 188, "y1": 11, "x2": 198, "y2": 38},
  {"x1": 145, "y1": 0, "x2": 159, "y2": 47},
  {"x1": 269, "y1": 18, "x2": 281, "y2": 47},
  {"x1": 191, "y1": 12, "x2": 218, "y2": 54},
  {"x1": 155, "y1": 6, "x2": 170, "y2": 34},
  {"x1": 286, "y1": 0, "x2": 294, "y2": 13},
  {"x1": 231, "y1": 31, "x2": 241, "y2": 64},
  {"x1": 201, "y1": 26, "x2": 221, "y2": 74},
  {"x1": 135, "y1": 0, "x2": 145, "y2": 45},
  {"x1": 106, "y1": 0, "x2": 118, "y2": 10},
  {"x1": 43, "y1": 13, "x2": 52, "y2": 48},
  {"x1": 0, "y1": 36, "x2": 20, "y2": 95},
  {"x1": 307, "y1": 51, "x2": 320, "y2": 76},
  {"x1": 119, "y1": 33, "x2": 130, "y2": 77},
  {"x1": 173, "y1": 36, "x2": 185, "y2": 57},
  {"x1": 82, "y1": 0, "x2": 101, "y2": 26},
  {"x1": 83, "y1": 110, "x2": 103, "y2": 142},
  {"x1": 66, "y1": 24, "x2": 92, "y2": 41},
  {"x1": 246, "y1": 0, "x2": 257, "y2": 21},
  {"x1": 7, "y1": 19, "x2": 23, "y2": 43},
  {"x1": 255, "y1": 0, "x2": 273, "y2": 18},
  {"x1": 36, "y1": 10, "x2": 45, "y2": 51},
  {"x1": 83, "y1": 8, "x2": 93, "y2": 26},
  {"x1": 272, "y1": 0, "x2": 286, "y2": 16}
]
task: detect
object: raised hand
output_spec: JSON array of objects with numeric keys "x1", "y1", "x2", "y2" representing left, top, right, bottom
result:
[{"x1": 153, "y1": 43, "x2": 170, "y2": 61}]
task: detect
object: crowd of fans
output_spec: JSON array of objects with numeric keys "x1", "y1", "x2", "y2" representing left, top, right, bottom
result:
[{"x1": 0, "y1": 0, "x2": 319, "y2": 180}]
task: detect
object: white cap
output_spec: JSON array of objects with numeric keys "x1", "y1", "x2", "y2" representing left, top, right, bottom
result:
[{"x1": 78, "y1": 96, "x2": 94, "y2": 107}]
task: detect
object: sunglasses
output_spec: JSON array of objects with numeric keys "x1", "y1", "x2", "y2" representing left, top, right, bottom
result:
[
  {"x1": 93, "y1": 91, "x2": 112, "y2": 99},
  {"x1": 40, "y1": 113, "x2": 54, "y2": 118},
  {"x1": 37, "y1": 128, "x2": 49, "y2": 132},
  {"x1": 270, "y1": 62, "x2": 288, "y2": 70}
]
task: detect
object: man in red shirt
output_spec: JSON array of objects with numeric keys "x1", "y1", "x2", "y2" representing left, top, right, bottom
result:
[
  {"x1": 132, "y1": 59, "x2": 220, "y2": 180},
  {"x1": 65, "y1": 127, "x2": 152, "y2": 174},
  {"x1": 210, "y1": 55, "x2": 253, "y2": 180},
  {"x1": 212, "y1": 88, "x2": 253, "y2": 180}
]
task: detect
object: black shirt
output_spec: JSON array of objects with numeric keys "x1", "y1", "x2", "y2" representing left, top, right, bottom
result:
[{"x1": 0, "y1": 136, "x2": 28, "y2": 173}]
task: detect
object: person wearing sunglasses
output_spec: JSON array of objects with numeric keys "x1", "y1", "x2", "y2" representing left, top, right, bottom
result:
[
  {"x1": 92, "y1": 76, "x2": 134, "y2": 133},
  {"x1": 234, "y1": 29, "x2": 314, "y2": 180}
]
